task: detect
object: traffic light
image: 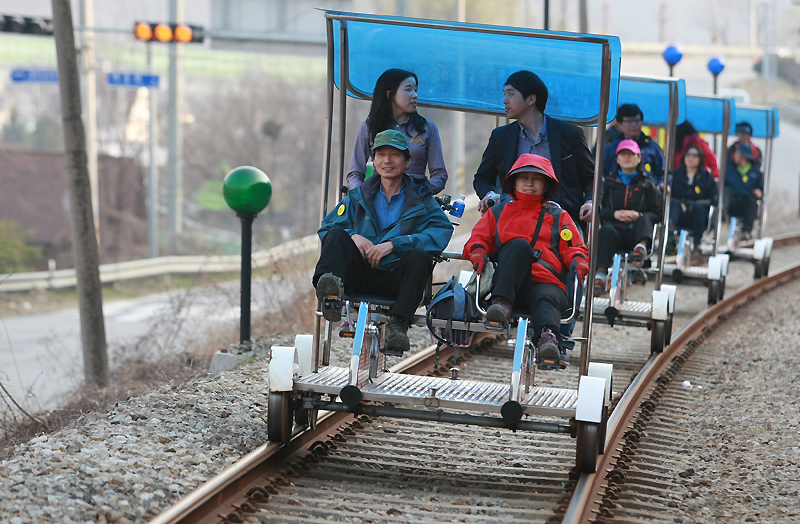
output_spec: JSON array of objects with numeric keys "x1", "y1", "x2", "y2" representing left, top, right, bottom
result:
[
  {"x1": 133, "y1": 22, "x2": 204, "y2": 44},
  {"x1": 1, "y1": 15, "x2": 54, "y2": 35}
]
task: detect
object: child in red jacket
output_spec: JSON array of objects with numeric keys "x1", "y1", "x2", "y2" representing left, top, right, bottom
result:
[{"x1": 463, "y1": 154, "x2": 589, "y2": 370}]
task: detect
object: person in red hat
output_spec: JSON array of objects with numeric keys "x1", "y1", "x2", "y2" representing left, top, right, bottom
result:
[
  {"x1": 463, "y1": 153, "x2": 589, "y2": 370},
  {"x1": 594, "y1": 139, "x2": 663, "y2": 292}
]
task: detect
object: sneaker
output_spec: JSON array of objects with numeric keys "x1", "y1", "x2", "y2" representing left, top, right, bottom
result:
[
  {"x1": 485, "y1": 297, "x2": 512, "y2": 323},
  {"x1": 631, "y1": 243, "x2": 648, "y2": 268},
  {"x1": 594, "y1": 273, "x2": 607, "y2": 294},
  {"x1": 558, "y1": 346, "x2": 569, "y2": 369},
  {"x1": 536, "y1": 328, "x2": 561, "y2": 370},
  {"x1": 315, "y1": 273, "x2": 343, "y2": 322},
  {"x1": 383, "y1": 315, "x2": 410, "y2": 356},
  {"x1": 630, "y1": 267, "x2": 648, "y2": 285}
]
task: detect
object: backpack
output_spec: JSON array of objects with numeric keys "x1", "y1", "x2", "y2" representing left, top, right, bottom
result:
[{"x1": 426, "y1": 276, "x2": 481, "y2": 347}]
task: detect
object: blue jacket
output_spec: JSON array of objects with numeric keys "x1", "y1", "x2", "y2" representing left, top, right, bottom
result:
[
  {"x1": 671, "y1": 167, "x2": 718, "y2": 204},
  {"x1": 318, "y1": 174, "x2": 453, "y2": 271},
  {"x1": 603, "y1": 132, "x2": 666, "y2": 186},
  {"x1": 724, "y1": 162, "x2": 763, "y2": 199}
]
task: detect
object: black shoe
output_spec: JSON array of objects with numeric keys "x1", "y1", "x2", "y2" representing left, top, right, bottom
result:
[
  {"x1": 316, "y1": 273, "x2": 343, "y2": 322},
  {"x1": 383, "y1": 315, "x2": 410, "y2": 356},
  {"x1": 485, "y1": 302, "x2": 511, "y2": 323},
  {"x1": 630, "y1": 267, "x2": 648, "y2": 285},
  {"x1": 536, "y1": 329, "x2": 561, "y2": 371}
]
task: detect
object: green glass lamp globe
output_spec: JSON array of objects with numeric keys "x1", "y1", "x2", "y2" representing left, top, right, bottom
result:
[{"x1": 223, "y1": 166, "x2": 272, "y2": 214}]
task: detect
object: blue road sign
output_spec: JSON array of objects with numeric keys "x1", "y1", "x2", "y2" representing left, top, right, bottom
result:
[
  {"x1": 11, "y1": 69, "x2": 59, "y2": 83},
  {"x1": 107, "y1": 73, "x2": 159, "y2": 88}
]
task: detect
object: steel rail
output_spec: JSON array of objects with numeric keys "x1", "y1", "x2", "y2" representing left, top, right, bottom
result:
[
  {"x1": 148, "y1": 342, "x2": 454, "y2": 524},
  {"x1": 563, "y1": 258, "x2": 800, "y2": 524}
]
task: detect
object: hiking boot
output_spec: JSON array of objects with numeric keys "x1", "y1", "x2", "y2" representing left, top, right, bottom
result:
[
  {"x1": 315, "y1": 273, "x2": 343, "y2": 322},
  {"x1": 536, "y1": 328, "x2": 561, "y2": 370},
  {"x1": 631, "y1": 243, "x2": 648, "y2": 268},
  {"x1": 594, "y1": 273, "x2": 608, "y2": 295},
  {"x1": 485, "y1": 297, "x2": 512, "y2": 323},
  {"x1": 383, "y1": 315, "x2": 410, "y2": 356}
]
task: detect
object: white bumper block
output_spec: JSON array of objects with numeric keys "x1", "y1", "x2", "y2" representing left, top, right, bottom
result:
[
  {"x1": 708, "y1": 256, "x2": 722, "y2": 281},
  {"x1": 588, "y1": 363, "x2": 614, "y2": 407},
  {"x1": 660, "y1": 284, "x2": 677, "y2": 314},
  {"x1": 651, "y1": 290, "x2": 670, "y2": 321},
  {"x1": 576, "y1": 375, "x2": 606, "y2": 423},
  {"x1": 269, "y1": 346, "x2": 298, "y2": 392},
  {"x1": 295, "y1": 334, "x2": 313, "y2": 377}
]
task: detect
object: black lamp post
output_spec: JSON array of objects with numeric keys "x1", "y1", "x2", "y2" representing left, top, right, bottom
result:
[{"x1": 223, "y1": 166, "x2": 272, "y2": 343}]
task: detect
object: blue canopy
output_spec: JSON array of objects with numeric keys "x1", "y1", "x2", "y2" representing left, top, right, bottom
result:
[
  {"x1": 326, "y1": 11, "x2": 622, "y2": 125},
  {"x1": 686, "y1": 95, "x2": 735, "y2": 134},
  {"x1": 618, "y1": 76, "x2": 686, "y2": 126},
  {"x1": 729, "y1": 105, "x2": 779, "y2": 138}
]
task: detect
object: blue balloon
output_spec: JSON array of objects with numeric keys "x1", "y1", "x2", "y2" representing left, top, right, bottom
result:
[
  {"x1": 707, "y1": 57, "x2": 725, "y2": 76},
  {"x1": 663, "y1": 45, "x2": 683, "y2": 67}
]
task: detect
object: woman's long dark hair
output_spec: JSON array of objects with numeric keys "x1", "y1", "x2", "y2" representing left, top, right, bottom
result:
[
  {"x1": 679, "y1": 144, "x2": 706, "y2": 172},
  {"x1": 366, "y1": 69, "x2": 427, "y2": 142}
]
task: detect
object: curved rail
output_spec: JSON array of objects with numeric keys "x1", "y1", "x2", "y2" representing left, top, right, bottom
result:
[{"x1": 563, "y1": 258, "x2": 800, "y2": 523}]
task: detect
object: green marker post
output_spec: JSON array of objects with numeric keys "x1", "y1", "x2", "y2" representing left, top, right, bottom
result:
[{"x1": 223, "y1": 166, "x2": 272, "y2": 343}]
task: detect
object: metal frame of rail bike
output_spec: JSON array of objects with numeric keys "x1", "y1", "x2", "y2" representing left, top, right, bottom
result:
[
  {"x1": 721, "y1": 104, "x2": 778, "y2": 280},
  {"x1": 578, "y1": 75, "x2": 679, "y2": 354},
  {"x1": 268, "y1": 10, "x2": 620, "y2": 473}
]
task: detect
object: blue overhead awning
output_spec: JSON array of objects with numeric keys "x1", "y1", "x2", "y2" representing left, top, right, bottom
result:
[
  {"x1": 326, "y1": 11, "x2": 622, "y2": 125},
  {"x1": 729, "y1": 105, "x2": 779, "y2": 138},
  {"x1": 618, "y1": 76, "x2": 685, "y2": 126},
  {"x1": 686, "y1": 95, "x2": 735, "y2": 134}
]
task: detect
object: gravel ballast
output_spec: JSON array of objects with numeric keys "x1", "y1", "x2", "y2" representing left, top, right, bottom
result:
[{"x1": 2, "y1": 242, "x2": 800, "y2": 523}]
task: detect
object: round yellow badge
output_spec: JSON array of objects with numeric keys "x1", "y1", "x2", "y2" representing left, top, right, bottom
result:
[
  {"x1": 695, "y1": 186, "x2": 701, "y2": 194},
  {"x1": 560, "y1": 229, "x2": 573, "y2": 241},
  {"x1": 742, "y1": 175, "x2": 749, "y2": 183},
  {"x1": 337, "y1": 204, "x2": 345, "y2": 216},
  {"x1": 645, "y1": 163, "x2": 652, "y2": 172}
]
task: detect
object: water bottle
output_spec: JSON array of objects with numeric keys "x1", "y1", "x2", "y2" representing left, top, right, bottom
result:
[
  {"x1": 449, "y1": 194, "x2": 466, "y2": 225},
  {"x1": 365, "y1": 160, "x2": 374, "y2": 180}
]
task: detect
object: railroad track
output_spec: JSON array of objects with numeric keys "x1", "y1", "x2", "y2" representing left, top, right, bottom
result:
[{"x1": 149, "y1": 232, "x2": 800, "y2": 524}]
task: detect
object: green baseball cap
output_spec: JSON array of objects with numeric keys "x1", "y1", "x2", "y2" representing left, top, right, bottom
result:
[{"x1": 371, "y1": 129, "x2": 409, "y2": 151}]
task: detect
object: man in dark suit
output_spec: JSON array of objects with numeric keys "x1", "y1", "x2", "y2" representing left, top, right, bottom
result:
[
  {"x1": 471, "y1": 70, "x2": 596, "y2": 361},
  {"x1": 473, "y1": 70, "x2": 596, "y2": 229}
]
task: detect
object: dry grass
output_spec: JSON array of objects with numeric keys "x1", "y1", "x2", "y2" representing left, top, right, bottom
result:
[{"x1": 0, "y1": 256, "x2": 316, "y2": 456}]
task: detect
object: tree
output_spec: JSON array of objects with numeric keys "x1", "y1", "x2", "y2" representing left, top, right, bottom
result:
[
  {"x1": 0, "y1": 220, "x2": 43, "y2": 273},
  {"x1": 2, "y1": 106, "x2": 32, "y2": 147}
]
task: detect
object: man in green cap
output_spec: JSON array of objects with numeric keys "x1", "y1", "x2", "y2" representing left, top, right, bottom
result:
[{"x1": 313, "y1": 129, "x2": 453, "y2": 355}]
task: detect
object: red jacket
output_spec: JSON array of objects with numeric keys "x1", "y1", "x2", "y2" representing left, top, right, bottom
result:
[
  {"x1": 674, "y1": 134, "x2": 719, "y2": 179},
  {"x1": 463, "y1": 193, "x2": 589, "y2": 291}
]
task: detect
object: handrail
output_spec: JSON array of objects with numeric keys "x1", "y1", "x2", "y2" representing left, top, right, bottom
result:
[{"x1": 0, "y1": 234, "x2": 318, "y2": 293}]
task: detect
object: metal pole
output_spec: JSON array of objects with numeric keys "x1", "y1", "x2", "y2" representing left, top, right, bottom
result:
[
  {"x1": 713, "y1": 74, "x2": 718, "y2": 95},
  {"x1": 147, "y1": 42, "x2": 158, "y2": 258},
  {"x1": 167, "y1": 0, "x2": 185, "y2": 252},
  {"x1": 579, "y1": 0, "x2": 588, "y2": 33},
  {"x1": 450, "y1": 0, "x2": 466, "y2": 196},
  {"x1": 579, "y1": 42, "x2": 611, "y2": 377},
  {"x1": 51, "y1": 0, "x2": 109, "y2": 388},
  {"x1": 669, "y1": 64, "x2": 673, "y2": 77},
  {"x1": 714, "y1": 100, "x2": 731, "y2": 256},
  {"x1": 239, "y1": 213, "x2": 255, "y2": 343},
  {"x1": 336, "y1": 21, "x2": 349, "y2": 202},
  {"x1": 544, "y1": 0, "x2": 550, "y2": 30},
  {"x1": 654, "y1": 81, "x2": 678, "y2": 290},
  {"x1": 80, "y1": 0, "x2": 98, "y2": 236}
]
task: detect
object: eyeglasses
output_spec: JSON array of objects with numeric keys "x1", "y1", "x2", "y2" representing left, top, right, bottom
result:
[
  {"x1": 684, "y1": 152, "x2": 700, "y2": 157},
  {"x1": 621, "y1": 118, "x2": 642, "y2": 125}
]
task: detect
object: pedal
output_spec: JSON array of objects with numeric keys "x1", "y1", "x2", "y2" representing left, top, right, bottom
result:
[
  {"x1": 484, "y1": 319, "x2": 507, "y2": 332},
  {"x1": 380, "y1": 346, "x2": 405, "y2": 357},
  {"x1": 537, "y1": 357, "x2": 559, "y2": 371},
  {"x1": 630, "y1": 268, "x2": 648, "y2": 285},
  {"x1": 338, "y1": 329, "x2": 354, "y2": 339},
  {"x1": 321, "y1": 297, "x2": 342, "y2": 321}
]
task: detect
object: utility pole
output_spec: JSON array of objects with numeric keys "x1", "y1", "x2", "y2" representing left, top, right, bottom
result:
[
  {"x1": 79, "y1": 0, "x2": 98, "y2": 235},
  {"x1": 147, "y1": 42, "x2": 159, "y2": 258},
  {"x1": 167, "y1": 0, "x2": 185, "y2": 253},
  {"x1": 51, "y1": 0, "x2": 109, "y2": 388},
  {"x1": 579, "y1": 0, "x2": 588, "y2": 33}
]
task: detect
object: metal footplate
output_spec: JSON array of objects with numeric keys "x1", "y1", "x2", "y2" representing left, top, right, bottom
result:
[{"x1": 294, "y1": 368, "x2": 577, "y2": 417}]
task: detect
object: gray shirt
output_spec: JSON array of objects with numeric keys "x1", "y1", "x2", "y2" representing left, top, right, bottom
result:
[
  {"x1": 517, "y1": 115, "x2": 551, "y2": 161},
  {"x1": 347, "y1": 117, "x2": 448, "y2": 194}
]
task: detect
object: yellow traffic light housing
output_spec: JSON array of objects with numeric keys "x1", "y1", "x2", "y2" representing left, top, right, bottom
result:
[{"x1": 133, "y1": 21, "x2": 204, "y2": 44}]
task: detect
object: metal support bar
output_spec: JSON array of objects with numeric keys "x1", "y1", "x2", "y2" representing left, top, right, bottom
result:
[
  {"x1": 316, "y1": 402, "x2": 572, "y2": 433},
  {"x1": 713, "y1": 100, "x2": 732, "y2": 256},
  {"x1": 238, "y1": 213, "x2": 255, "y2": 343}
]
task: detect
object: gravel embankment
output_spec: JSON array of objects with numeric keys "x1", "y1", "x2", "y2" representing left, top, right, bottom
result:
[{"x1": 2, "y1": 240, "x2": 800, "y2": 524}]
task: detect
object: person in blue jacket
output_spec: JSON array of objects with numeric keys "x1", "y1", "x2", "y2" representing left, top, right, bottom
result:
[
  {"x1": 603, "y1": 104, "x2": 666, "y2": 187},
  {"x1": 669, "y1": 145, "x2": 718, "y2": 252},
  {"x1": 725, "y1": 143, "x2": 763, "y2": 240},
  {"x1": 314, "y1": 130, "x2": 453, "y2": 355}
]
